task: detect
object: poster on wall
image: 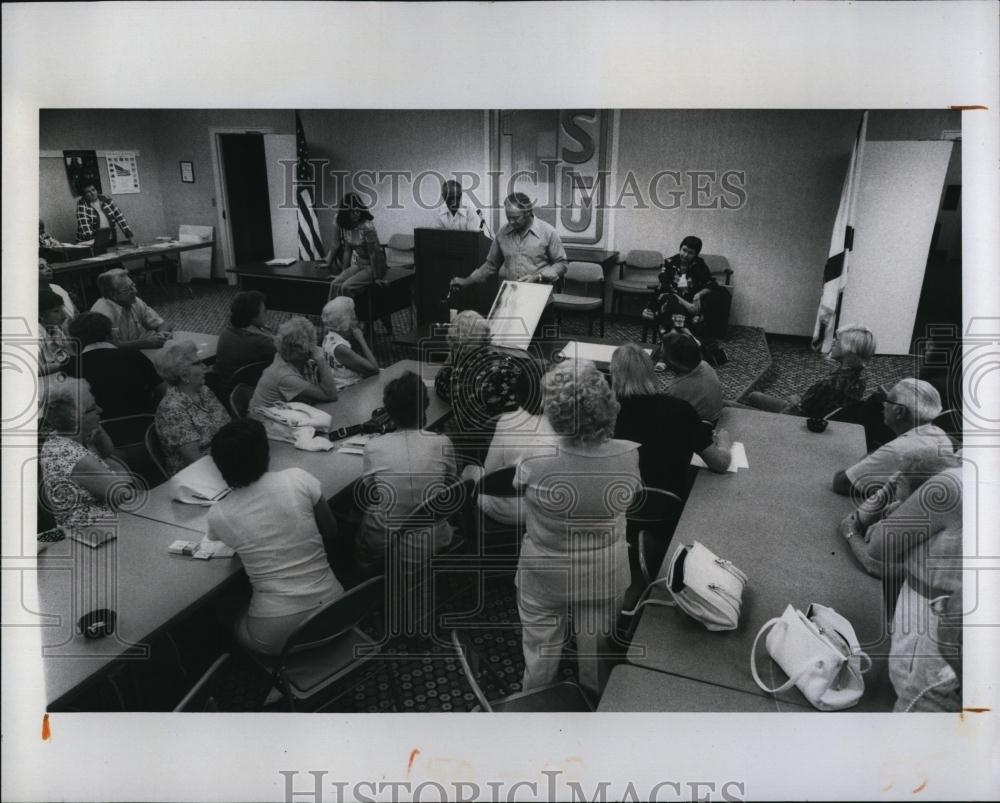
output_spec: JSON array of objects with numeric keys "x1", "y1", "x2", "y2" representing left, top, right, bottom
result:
[
  {"x1": 62, "y1": 149, "x2": 101, "y2": 195},
  {"x1": 105, "y1": 151, "x2": 141, "y2": 194}
]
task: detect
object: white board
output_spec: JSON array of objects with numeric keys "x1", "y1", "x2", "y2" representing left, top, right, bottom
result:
[{"x1": 839, "y1": 140, "x2": 952, "y2": 354}]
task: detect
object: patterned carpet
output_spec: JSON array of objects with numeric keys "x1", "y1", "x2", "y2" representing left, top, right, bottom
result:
[{"x1": 95, "y1": 280, "x2": 919, "y2": 713}]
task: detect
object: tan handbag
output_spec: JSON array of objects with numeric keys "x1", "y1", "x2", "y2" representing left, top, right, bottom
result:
[
  {"x1": 664, "y1": 541, "x2": 748, "y2": 631},
  {"x1": 751, "y1": 603, "x2": 871, "y2": 711}
]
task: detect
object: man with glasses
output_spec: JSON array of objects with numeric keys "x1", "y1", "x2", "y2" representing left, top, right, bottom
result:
[
  {"x1": 90, "y1": 268, "x2": 172, "y2": 350},
  {"x1": 833, "y1": 378, "x2": 953, "y2": 496}
]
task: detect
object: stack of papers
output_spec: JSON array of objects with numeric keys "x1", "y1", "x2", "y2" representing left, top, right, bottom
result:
[
  {"x1": 170, "y1": 456, "x2": 230, "y2": 505},
  {"x1": 265, "y1": 257, "x2": 297, "y2": 267},
  {"x1": 337, "y1": 434, "x2": 374, "y2": 456},
  {"x1": 168, "y1": 539, "x2": 236, "y2": 560}
]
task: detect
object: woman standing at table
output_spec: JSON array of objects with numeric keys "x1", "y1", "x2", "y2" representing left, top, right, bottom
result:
[
  {"x1": 39, "y1": 378, "x2": 135, "y2": 532},
  {"x1": 320, "y1": 296, "x2": 379, "y2": 390},
  {"x1": 154, "y1": 339, "x2": 231, "y2": 475},
  {"x1": 515, "y1": 359, "x2": 641, "y2": 697},
  {"x1": 326, "y1": 193, "x2": 388, "y2": 297},
  {"x1": 207, "y1": 418, "x2": 344, "y2": 656},
  {"x1": 249, "y1": 317, "x2": 339, "y2": 412}
]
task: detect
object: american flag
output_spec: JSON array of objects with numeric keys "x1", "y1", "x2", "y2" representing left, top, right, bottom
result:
[
  {"x1": 295, "y1": 113, "x2": 325, "y2": 261},
  {"x1": 812, "y1": 111, "x2": 868, "y2": 352}
]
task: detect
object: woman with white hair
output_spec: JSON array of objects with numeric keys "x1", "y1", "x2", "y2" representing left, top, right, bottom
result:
[
  {"x1": 746, "y1": 324, "x2": 877, "y2": 418},
  {"x1": 514, "y1": 359, "x2": 642, "y2": 697},
  {"x1": 320, "y1": 296, "x2": 379, "y2": 390},
  {"x1": 250, "y1": 317, "x2": 339, "y2": 412},
  {"x1": 40, "y1": 378, "x2": 134, "y2": 531},
  {"x1": 154, "y1": 340, "x2": 231, "y2": 475}
]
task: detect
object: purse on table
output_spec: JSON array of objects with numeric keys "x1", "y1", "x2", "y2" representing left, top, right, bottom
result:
[
  {"x1": 623, "y1": 541, "x2": 749, "y2": 630},
  {"x1": 750, "y1": 603, "x2": 871, "y2": 711}
]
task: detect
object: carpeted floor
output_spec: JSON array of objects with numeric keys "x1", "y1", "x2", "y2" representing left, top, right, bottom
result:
[{"x1": 112, "y1": 279, "x2": 918, "y2": 713}]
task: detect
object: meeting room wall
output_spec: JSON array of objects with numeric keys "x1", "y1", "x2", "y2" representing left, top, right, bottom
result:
[
  {"x1": 298, "y1": 109, "x2": 488, "y2": 247},
  {"x1": 39, "y1": 110, "x2": 169, "y2": 244},
  {"x1": 613, "y1": 109, "x2": 862, "y2": 336},
  {"x1": 150, "y1": 109, "x2": 295, "y2": 254}
]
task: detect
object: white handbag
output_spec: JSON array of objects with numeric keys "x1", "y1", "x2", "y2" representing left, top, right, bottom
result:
[
  {"x1": 256, "y1": 402, "x2": 333, "y2": 449},
  {"x1": 664, "y1": 541, "x2": 748, "y2": 631},
  {"x1": 751, "y1": 603, "x2": 871, "y2": 711}
]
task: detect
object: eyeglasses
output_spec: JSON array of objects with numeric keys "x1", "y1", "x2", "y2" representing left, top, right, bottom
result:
[{"x1": 883, "y1": 399, "x2": 907, "y2": 412}]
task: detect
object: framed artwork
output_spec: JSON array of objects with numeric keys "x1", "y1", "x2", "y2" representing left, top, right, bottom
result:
[{"x1": 179, "y1": 160, "x2": 195, "y2": 183}]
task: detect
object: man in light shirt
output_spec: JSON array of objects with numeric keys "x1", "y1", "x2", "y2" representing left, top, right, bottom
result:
[
  {"x1": 75, "y1": 179, "x2": 134, "y2": 244},
  {"x1": 90, "y1": 268, "x2": 172, "y2": 350},
  {"x1": 433, "y1": 180, "x2": 480, "y2": 232},
  {"x1": 833, "y1": 377, "x2": 953, "y2": 496},
  {"x1": 449, "y1": 192, "x2": 567, "y2": 291}
]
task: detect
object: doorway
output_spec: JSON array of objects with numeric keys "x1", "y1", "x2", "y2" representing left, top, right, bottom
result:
[{"x1": 218, "y1": 133, "x2": 274, "y2": 265}]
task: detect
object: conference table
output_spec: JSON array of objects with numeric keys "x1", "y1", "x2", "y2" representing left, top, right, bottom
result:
[
  {"x1": 36, "y1": 513, "x2": 242, "y2": 709},
  {"x1": 50, "y1": 239, "x2": 215, "y2": 307},
  {"x1": 128, "y1": 360, "x2": 445, "y2": 535},
  {"x1": 623, "y1": 406, "x2": 896, "y2": 712},
  {"x1": 38, "y1": 360, "x2": 447, "y2": 708}
]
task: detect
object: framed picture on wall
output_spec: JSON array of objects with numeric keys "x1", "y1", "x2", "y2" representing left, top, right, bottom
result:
[{"x1": 179, "y1": 160, "x2": 195, "y2": 183}]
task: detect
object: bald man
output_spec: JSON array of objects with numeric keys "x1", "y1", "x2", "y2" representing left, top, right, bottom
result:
[{"x1": 434, "y1": 180, "x2": 480, "y2": 232}]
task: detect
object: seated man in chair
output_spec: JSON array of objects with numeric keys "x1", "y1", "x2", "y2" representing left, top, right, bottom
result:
[{"x1": 90, "y1": 268, "x2": 172, "y2": 350}]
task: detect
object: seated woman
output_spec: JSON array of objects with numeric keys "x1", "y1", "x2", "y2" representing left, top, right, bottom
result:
[
  {"x1": 478, "y1": 365, "x2": 556, "y2": 527},
  {"x1": 207, "y1": 419, "x2": 344, "y2": 656},
  {"x1": 154, "y1": 340, "x2": 232, "y2": 475},
  {"x1": 68, "y1": 311, "x2": 164, "y2": 419},
  {"x1": 38, "y1": 288, "x2": 71, "y2": 376},
  {"x1": 434, "y1": 310, "x2": 524, "y2": 468},
  {"x1": 643, "y1": 235, "x2": 729, "y2": 341},
  {"x1": 39, "y1": 257, "x2": 78, "y2": 320},
  {"x1": 659, "y1": 330, "x2": 723, "y2": 423},
  {"x1": 515, "y1": 359, "x2": 642, "y2": 697},
  {"x1": 837, "y1": 454, "x2": 963, "y2": 712},
  {"x1": 39, "y1": 378, "x2": 135, "y2": 531},
  {"x1": 610, "y1": 343, "x2": 731, "y2": 497},
  {"x1": 320, "y1": 296, "x2": 379, "y2": 390},
  {"x1": 214, "y1": 290, "x2": 276, "y2": 396},
  {"x1": 746, "y1": 324, "x2": 876, "y2": 418},
  {"x1": 249, "y1": 317, "x2": 338, "y2": 413},
  {"x1": 356, "y1": 371, "x2": 457, "y2": 574},
  {"x1": 326, "y1": 193, "x2": 389, "y2": 297}
]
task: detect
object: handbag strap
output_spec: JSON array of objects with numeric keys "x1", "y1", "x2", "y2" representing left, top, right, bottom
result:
[
  {"x1": 750, "y1": 617, "x2": 817, "y2": 694},
  {"x1": 619, "y1": 577, "x2": 677, "y2": 617}
]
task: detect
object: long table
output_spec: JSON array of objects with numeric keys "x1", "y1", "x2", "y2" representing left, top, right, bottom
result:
[
  {"x1": 37, "y1": 513, "x2": 243, "y2": 708},
  {"x1": 625, "y1": 406, "x2": 896, "y2": 712},
  {"x1": 226, "y1": 260, "x2": 330, "y2": 316},
  {"x1": 51, "y1": 239, "x2": 215, "y2": 306},
  {"x1": 127, "y1": 360, "x2": 446, "y2": 534}
]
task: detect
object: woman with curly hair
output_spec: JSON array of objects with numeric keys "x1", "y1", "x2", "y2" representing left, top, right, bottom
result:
[
  {"x1": 514, "y1": 359, "x2": 642, "y2": 697},
  {"x1": 40, "y1": 378, "x2": 135, "y2": 531},
  {"x1": 249, "y1": 317, "x2": 339, "y2": 412},
  {"x1": 154, "y1": 340, "x2": 232, "y2": 475}
]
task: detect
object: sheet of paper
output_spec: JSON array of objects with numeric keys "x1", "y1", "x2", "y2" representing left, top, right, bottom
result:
[{"x1": 690, "y1": 441, "x2": 748, "y2": 473}]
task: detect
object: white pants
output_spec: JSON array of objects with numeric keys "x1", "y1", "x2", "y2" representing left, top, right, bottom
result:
[{"x1": 517, "y1": 585, "x2": 623, "y2": 697}]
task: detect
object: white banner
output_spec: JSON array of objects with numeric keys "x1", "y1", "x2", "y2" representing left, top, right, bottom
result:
[{"x1": 104, "y1": 151, "x2": 141, "y2": 194}]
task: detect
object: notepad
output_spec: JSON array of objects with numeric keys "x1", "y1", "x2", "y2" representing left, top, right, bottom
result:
[
  {"x1": 265, "y1": 257, "x2": 296, "y2": 267},
  {"x1": 690, "y1": 441, "x2": 749, "y2": 473}
]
